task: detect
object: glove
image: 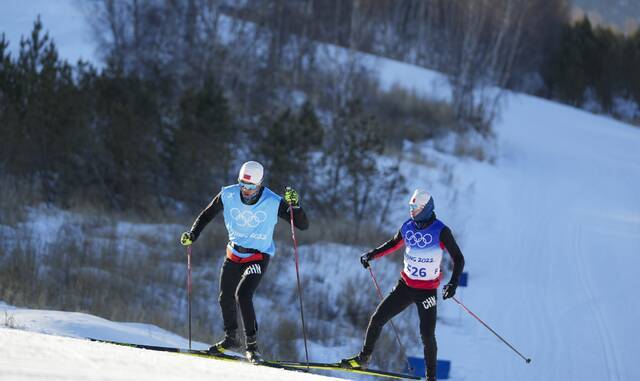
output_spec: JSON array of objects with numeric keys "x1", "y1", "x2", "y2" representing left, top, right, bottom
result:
[
  {"x1": 180, "y1": 231, "x2": 195, "y2": 246},
  {"x1": 360, "y1": 252, "x2": 372, "y2": 269},
  {"x1": 442, "y1": 282, "x2": 457, "y2": 300},
  {"x1": 284, "y1": 186, "x2": 300, "y2": 206}
]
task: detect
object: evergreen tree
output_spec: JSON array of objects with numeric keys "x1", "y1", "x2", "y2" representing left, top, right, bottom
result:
[
  {"x1": 320, "y1": 100, "x2": 389, "y2": 232},
  {"x1": 591, "y1": 26, "x2": 623, "y2": 112},
  {"x1": 89, "y1": 64, "x2": 169, "y2": 210},
  {"x1": 542, "y1": 17, "x2": 640, "y2": 119},
  {"x1": 1, "y1": 18, "x2": 92, "y2": 201},
  {"x1": 255, "y1": 101, "x2": 323, "y2": 194},
  {"x1": 168, "y1": 76, "x2": 234, "y2": 207},
  {"x1": 624, "y1": 28, "x2": 640, "y2": 107}
]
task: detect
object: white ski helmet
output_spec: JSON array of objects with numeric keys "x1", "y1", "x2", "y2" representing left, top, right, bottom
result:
[
  {"x1": 238, "y1": 161, "x2": 264, "y2": 184},
  {"x1": 409, "y1": 189, "x2": 435, "y2": 222},
  {"x1": 410, "y1": 189, "x2": 432, "y2": 207}
]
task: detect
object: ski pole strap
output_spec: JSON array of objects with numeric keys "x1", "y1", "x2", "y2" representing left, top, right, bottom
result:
[{"x1": 187, "y1": 245, "x2": 192, "y2": 293}]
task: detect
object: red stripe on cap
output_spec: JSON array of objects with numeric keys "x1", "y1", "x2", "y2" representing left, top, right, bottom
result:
[{"x1": 243, "y1": 174, "x2": 251, "y2": 180}]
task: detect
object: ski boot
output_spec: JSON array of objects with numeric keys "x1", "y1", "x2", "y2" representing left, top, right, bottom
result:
[
  {"x1": 208, "y1": 330, "x2": 239, "y2": 355},
  {"x1": 245, "y1": 335, "x2": 264, "y2": 364},
  {"x1": 340, "y1": 352, "x2": 370, "y2": 369}
]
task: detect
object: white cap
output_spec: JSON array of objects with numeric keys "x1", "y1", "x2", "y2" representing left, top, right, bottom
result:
[
  {"x1": 409, "y1": 189, "x2": 432, "y2": 207},
  {"x1": 238, "y1": 161, "x2": 264, "y2": 184}
]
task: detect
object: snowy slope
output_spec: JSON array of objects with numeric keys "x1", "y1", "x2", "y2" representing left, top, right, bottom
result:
[
  {"x1": 0, "y1": 303, "x2": 340, "y2": 381},
  {"x1": 364, "y1": 50, "x2": 640, "y2": 381},
  {"x1": 0, "y1": 328, "x2": 339, "y2": 381},
  {"x1": 428, "y1": 94, "x2": 640, "y2": 381},
  {"x1": 0, "y1": 301, "x2": 208, "y2": 349}
]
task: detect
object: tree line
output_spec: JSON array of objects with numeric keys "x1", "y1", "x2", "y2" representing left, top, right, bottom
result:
[
  {"x1": 213, "y1": 0, "x2": 639, "y2": 125},
  {"x1": 0, "y1": 18, "x2": 403, "y2": 227},
  {"x1": 541, "y1": 17, "x2": 640, "y2": 120},
  {"x1": 3, "y1": 1, "x2": 638, "y2": 219}
]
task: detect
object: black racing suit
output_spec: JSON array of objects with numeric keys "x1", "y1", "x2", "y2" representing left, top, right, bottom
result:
[
  {"x1": 189, "y1": 186, "x2": 309, "y2": 338},
  {"x1": 362, "y1": 213, "x2": 464, "y2": 380}
]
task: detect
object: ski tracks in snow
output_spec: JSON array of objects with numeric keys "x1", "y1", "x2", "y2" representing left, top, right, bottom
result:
[
  {"x1": 572, "y1": 221, "x2": 622, "y2": 381},
  {"x1": 505, "y1": 160, "x2": 558, "y2": 380}
]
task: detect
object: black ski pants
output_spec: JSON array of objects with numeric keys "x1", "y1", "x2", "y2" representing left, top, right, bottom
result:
[
  {"x1": 362, "y1": 279, "x2": 438, "y2": 380},
  {"x1": 218, "y1": 255, "x2": 270, "y2": 338}
]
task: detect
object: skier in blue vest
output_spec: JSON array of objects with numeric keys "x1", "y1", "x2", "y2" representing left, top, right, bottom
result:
[
  {"x1": 341, "y1": 189, "x2": 465, "y2": 381},
  {"x1": 180, "y1": 161, "x2": 308, "y2": 363}
]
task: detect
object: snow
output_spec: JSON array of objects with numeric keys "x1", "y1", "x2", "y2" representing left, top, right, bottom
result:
[
  {"x1": 373, "y1": 58, "x2": 450, "y2": 101},
  {"x1": 0, "y1": 327, "x2": 339, "y2": 381},
  {"x1": 0, "y1": 303, "x2": 340, "y2": 381},
  {"x1": 0, "y1": 301, "x2": 207, "y2": 349},
  {"x1": 427, "y1": 93, "x2": 640, "y2": 381}
]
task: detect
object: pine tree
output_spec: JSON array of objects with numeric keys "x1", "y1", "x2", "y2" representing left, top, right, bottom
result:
[
  {"x1": 168, "y1": 76, "x2": 234, "y2": 207},
  {"x1": 255, "y1": 101, "x2": 323, "y2": 194},
  {"x1": 625, "y1": 28, "x2": 640, "y2": 108}
]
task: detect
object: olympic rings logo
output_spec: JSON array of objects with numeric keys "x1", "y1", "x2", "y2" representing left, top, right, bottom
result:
[
  {"x1": 230, "y1": 208, "x2": 267, "y2": 228},
  {"x1": 404, "y1": 230, "x2": 433, "y2": 248}
]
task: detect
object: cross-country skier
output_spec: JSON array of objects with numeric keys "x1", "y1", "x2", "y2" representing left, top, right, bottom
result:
[
  {"x1": 340, "y1": 189, "x2": 465, "y2": 381},
  {"x1": 180, "y1": 161, "x2": 309, "y2": 363}
]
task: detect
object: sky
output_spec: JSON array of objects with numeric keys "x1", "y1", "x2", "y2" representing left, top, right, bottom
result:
[{"x1": 0, "y1": 0, "x2": 98, "y2": 64}]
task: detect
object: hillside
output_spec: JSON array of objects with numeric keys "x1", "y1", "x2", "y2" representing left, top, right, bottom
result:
[
  {"x1": 0, "y1": 303, "x2": 333, "y2": 381},
  {"x1": 2, "y1": 81, "x2": 639, "y2": 381},
  {"x1": 438, "y1": 92, "x2": 640, "y2": 381}
]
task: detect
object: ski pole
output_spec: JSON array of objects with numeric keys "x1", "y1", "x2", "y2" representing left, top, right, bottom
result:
[
  {"x1": 452, "y1": 296, "x2": 531, "y2": 364},
  {"x1": 287, "y1": 199, "x2": 310, "y2": 368},
  {"x1": 367, "y1": 266, "x2": 413, "y2": 372},
  {"x1": 187, "y1": 245, "x2": 193, "y2": 350}
]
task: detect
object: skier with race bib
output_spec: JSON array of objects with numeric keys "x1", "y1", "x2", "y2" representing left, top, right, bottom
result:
[
  {"x1": 341, "y1": 189, "x2": 465, "y2": 381},
  {"x1": 180, "y1": 161, "x2": 309, "y2": 363}
]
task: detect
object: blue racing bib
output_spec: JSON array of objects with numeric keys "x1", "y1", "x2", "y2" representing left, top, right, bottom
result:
[
  {"x1": 400, "y1": 218, "x2": 445, "y2": 281},
  {"x1": 221, "y1": 184, "x2": 281, "y2": 256}
]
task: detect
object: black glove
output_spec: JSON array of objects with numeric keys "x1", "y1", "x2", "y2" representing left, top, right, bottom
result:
[
  {"x1": 442, "y1": 282, "x2": 457, "y2": 300},
  {"x1": 360, "y1": 252, "x2": 373, "y2": 269}
]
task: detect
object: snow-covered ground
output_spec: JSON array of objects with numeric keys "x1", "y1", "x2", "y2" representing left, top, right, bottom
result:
[
  {"x1": 2, "y1": 2, "x2": 640, "y2": 381},
  {"x1": 0, "y1": 302, "x2": 339, "y2": 381},
  {"x1": 0, "y1": 301, "x2": 207, "y2": 349},
  {"x1": 0, "y1": 327, "x2": 339, "y2": 381},
  {"x1": 437, "y1": 93, "x2": 640, "y2": 381}
]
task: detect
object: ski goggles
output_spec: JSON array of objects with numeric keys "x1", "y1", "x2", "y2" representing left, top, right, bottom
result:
[
  {"x1": 238, "y1": 180, "x2": 259, "y2": 190},
  {"x1": 409, "y1": 202, "x2": 423, "y2": 211}
]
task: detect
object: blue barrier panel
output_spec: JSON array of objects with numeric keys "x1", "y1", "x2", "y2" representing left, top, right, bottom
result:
[
  {"x1": 458, "y1": 272, "x2": 468, "y2": 287},
  {"x1": 438, "y1": 360, "x2": 451, "y2": 379},
  {"x1": 405, "y1": 357, "x2": 451, "y2": 379},
  {"x1": 406, "y1": 357, "x2": 424, "y2": 376}
]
